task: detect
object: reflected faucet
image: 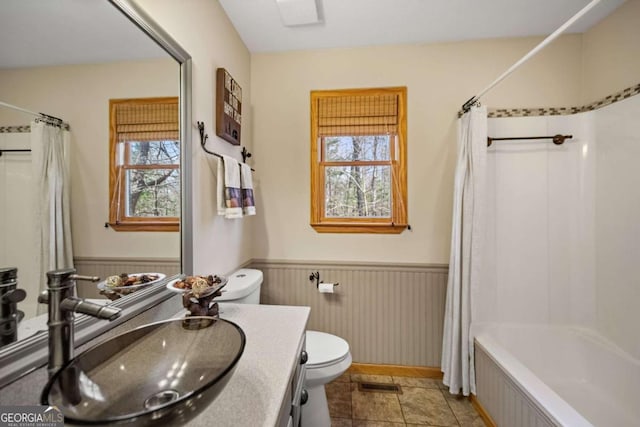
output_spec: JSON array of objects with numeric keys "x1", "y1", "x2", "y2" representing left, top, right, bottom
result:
[
  {"x1": 0, "y1": 267, "x2": 27, "y2": 349},
  {"x1": 38, "y1": 268, "x2": 122, "y2": 376}
]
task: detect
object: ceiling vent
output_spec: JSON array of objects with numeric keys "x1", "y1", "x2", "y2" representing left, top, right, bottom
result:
[{"x1": 275, "y1": 0, "x2": 321, "y2": 27}]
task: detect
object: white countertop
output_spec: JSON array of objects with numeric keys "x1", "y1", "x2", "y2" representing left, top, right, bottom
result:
[
  {"x1": 185, "y1": 303, "x2": 310, "y2": 427},
  {"x1": 2, "y1": 299, "x2": 309, "y2": 426}
]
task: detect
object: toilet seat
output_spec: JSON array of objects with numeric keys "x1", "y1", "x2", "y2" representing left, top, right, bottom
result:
[
  {"x1": 305, "y1": 331, "x2": 350, "y2": 369},
  {"x1": 303, "y1": 331, "x2": 352, "y2": 427}
]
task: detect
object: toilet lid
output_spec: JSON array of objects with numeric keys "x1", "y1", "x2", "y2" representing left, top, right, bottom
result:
[
  {"x1": 216, "y1": 269, "x2": 262, "y2": 301},
  {"x1": 306, "y1": 331, "x2": 350, "y2": 368}
]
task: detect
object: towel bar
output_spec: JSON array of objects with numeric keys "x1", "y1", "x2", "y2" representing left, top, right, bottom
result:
[{"x1": 197, "y1": 121, "x2": 255, "y2": 171}]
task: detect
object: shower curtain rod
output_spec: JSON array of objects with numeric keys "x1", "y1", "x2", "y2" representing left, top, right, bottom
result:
[
  {"x1": 0, "y1": 100, "x2": 65, "y2": 124},
  {"x1": 460, "y1": 0, "x2": 601, "y2": 113}
]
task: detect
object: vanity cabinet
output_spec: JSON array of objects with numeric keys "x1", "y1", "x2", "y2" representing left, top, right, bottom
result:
[{"x1": 278, "y1": 334, "x2": 307, "y2": 427}]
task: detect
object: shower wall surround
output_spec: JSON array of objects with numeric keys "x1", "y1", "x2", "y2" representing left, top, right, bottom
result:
[
  {"x1": 480, "y1": 112, "x2": 597, "y2": 327},
  {"x1": 479, "y1": 93, "x2": 640, "y2": 359},
  {"x1": 0, "y1": 132, "x2": 38, "y2": 318},
  {"x1": 593, "y1": 95, "x2": 640, "y2": 359}
]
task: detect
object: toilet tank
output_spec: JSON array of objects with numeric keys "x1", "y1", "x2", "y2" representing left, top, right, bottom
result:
[{"x1": 215, "y1": 269, "x2": 263, "y2": 304}]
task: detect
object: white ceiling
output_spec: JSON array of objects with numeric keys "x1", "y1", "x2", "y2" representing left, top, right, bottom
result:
[
  {"x1": 0, "y1": 0, "x2": 168, "y2": 69},
  {"x1": 219, "y1": 0, "x2": 626, "y2": 53},
  {"x1": 0, "y1": 0, "x2": 625, "y2": 68}
]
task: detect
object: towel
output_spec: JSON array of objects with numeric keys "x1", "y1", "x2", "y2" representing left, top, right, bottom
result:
[
  {"x1": 216, "y1": 155, "x2": 243, "y2": 219},
  {"x1": 216, "y1": 157, "x2": 226, "y2": 216},
  {"x1": 240, "y1": 163, "x2": 256, "y2": 216}
]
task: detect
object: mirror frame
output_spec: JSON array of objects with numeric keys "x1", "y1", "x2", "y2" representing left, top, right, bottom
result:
[{"x1": 0, "y1": 0, "x2": 192, "y2": 388}]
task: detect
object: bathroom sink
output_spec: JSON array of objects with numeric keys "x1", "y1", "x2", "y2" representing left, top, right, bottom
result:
[{"x1": 42, "y1": 316, "x2": 245, "y2": 426}]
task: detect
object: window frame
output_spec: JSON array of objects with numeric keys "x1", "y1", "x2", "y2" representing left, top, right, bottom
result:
[
  {"x1": 108, "y1": 97, "x2": 180, "y2": 232},
  {"x1": 310, "y1": 87, "x2": 408, "y2": 234}
]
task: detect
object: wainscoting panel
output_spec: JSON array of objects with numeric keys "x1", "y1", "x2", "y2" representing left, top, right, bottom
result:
[
  {"x1": 74, "y1": 257, "x2": 180, "y2": 299},
  {"x1": 250, "y1": 260, "x2": 448, "y2": 367},
  {"x1": 475, "y1": 344, "x2": 557, "y2": 427}
]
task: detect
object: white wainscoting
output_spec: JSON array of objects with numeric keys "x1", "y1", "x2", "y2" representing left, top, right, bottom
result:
[
  {"x1": 250, "y1": 259, "x2": 448, "y2": 367},
  {"x1": 475, "y1": 344, "x2": 556, "y2": 427}
]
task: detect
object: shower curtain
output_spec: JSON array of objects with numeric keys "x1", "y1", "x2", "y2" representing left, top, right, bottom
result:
[
  {"x1": 31, "y1": 120, "x2": 73, "y2": 309},
  {"x1": 441, "y1": 105, "x2": 487, "y2": 396}
]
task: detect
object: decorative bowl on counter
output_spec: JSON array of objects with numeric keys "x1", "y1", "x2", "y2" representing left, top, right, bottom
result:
[
  {"x1": 97, "y1": 272, "x2": 166, "y2": 300},
  {"x1": 42, "y1": 316, "x2": 245, "y2": 426},
  {"x1": 166, "y1": 275, "x2": 228, "y2": 298},
  {"x1": 167, "y1": 275, "x2": 229, "y2": 318}
]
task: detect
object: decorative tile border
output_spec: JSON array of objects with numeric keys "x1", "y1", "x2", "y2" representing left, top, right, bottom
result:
[
  {"x1": 489, "y1": 107, "x2": 582, "y2": 118},
  {"x1": 580, "y1": 83, "x2": 640, "y2": 112},
  {"x1": 0, "y1": 125, "x2": 31, "y2": 133},
  {"x1": 0, "y1": 122, "x2": 70, "y2": 133},
  {"x1": 486, "y1": 83, "x2": 640, "y2": 118}
]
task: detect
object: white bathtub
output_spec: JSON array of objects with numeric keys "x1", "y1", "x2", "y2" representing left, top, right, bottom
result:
[{"x1": 474, "y1": 325, "x2": 640, "y2": 427}]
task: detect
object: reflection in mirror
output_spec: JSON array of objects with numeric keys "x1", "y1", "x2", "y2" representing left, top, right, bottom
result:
[{"x1": 0, "y1": 0, "x2": 180, "y2": 351}]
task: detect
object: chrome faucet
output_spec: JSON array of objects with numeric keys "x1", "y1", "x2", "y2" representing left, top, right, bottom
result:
[
  {"x1": 38, "y1": 268, "x2": 122, "y2": 376},
  {"x1": 1, "y1": 267, "x2": 27, "y2": 348}
]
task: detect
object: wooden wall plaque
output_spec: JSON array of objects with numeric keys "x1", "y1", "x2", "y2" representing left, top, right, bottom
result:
[{"x1": 216, "y1": 68, "x2": 242, "y2": 145}]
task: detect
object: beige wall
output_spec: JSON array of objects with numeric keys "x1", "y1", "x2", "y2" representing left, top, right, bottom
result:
[
  {"x1": 582, "y1": 0, "x2": 640, "y2": 104},
  {"x1": 135, "y1": 0, "x2": 254, "y2": 275},
  {"x1": 250, "y1": 35, "x2": 583, "y2": 264},
  {"x1": 126, "y1": 0, "x2": 638, "y2": 270},
  {"x1": 0, "y1": 59, "x2": 180, "y2": 259},
  {"x1": 55, "y1": 0, "x2": 635, "y2": 271}
]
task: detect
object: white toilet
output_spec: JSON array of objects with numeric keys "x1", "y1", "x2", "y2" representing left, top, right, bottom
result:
[
  {"x1": 217, "y1": 269, "x2": 352, "y2": 427},
  {"x1": 217, "y1": 268, "x2": 263, "y2": 304},
  {"x1": 303, "y1": 331, "x2": 352, "y2": 427}
]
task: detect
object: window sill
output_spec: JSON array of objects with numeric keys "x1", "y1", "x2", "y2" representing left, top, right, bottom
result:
[
  {"x1": 310, "y1": 223, "x2": 407, "y2": 234},
  {"x1": 107, "y1": 222, "x2": 179, "y2": 232}
]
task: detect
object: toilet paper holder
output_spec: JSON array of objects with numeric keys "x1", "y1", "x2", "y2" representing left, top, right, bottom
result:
[{"x1": 309, "y1": 271, "x2": 339, "y2": 288}]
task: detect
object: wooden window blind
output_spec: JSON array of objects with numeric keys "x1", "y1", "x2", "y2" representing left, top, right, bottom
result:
[
  {"x1": 317, "y1": 94, "x2": 399, "y2": 136},
  {"x1": 114, "y1": 101, "x2": 179, "y2": 142}
]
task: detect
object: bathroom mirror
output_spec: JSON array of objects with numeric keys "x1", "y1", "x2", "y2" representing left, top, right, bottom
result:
[{"x1": 0, "y1": 0, "x2": 192, "y2": 386}]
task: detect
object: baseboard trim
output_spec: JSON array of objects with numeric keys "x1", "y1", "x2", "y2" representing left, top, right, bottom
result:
[
  {"x1": 470, "y1": 394, "x2": 497, "y2": 427},
  {"x1": 348, "y1": 363, "x2": 443, "y2": 378}
]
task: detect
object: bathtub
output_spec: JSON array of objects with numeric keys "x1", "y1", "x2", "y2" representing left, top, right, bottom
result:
[{"x1": 474, "y1": 324, "x2": 640, "y2": 427}]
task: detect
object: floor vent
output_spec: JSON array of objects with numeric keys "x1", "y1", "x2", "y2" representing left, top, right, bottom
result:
[{"x1": 357, "y1": 382, "x2": 402, "y2": 394}]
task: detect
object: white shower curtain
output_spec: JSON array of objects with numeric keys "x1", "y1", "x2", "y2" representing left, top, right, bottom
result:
[
  {"x1": 441, "y1": 105, "x2": 487, "y2": 396},
  {"x1": 31, "y1": 120, "x2": 73, "y2": 307}
]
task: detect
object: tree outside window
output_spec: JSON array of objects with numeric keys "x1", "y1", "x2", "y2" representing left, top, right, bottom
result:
[{"x1": 324, "y1": 135, "x2": 391, "y2": 218}]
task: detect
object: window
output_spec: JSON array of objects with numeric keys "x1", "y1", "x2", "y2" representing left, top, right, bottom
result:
[
  {"x1": 310, "y1": 87, "x2": 407, "y2": 233},
  {"x1": 108, "y1": 97, "x2": 180, "y2": 231}
]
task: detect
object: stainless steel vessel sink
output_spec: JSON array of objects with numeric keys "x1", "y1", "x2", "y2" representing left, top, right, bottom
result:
[{"x1": 42, "y1": 316, "x2": 245, "y2": 426}]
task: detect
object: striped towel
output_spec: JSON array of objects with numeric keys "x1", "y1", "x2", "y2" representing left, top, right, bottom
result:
[
  {"x1": 240, "y1": 163, "x2": 256, "y2": 216},
  {"x1": 216, "y1": 155, "x2": 243, "y2": 218}
]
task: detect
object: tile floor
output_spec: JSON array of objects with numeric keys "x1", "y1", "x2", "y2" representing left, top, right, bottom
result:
[{"x1": 325, "y1": 373, "x2": 486, "y2": 427}]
